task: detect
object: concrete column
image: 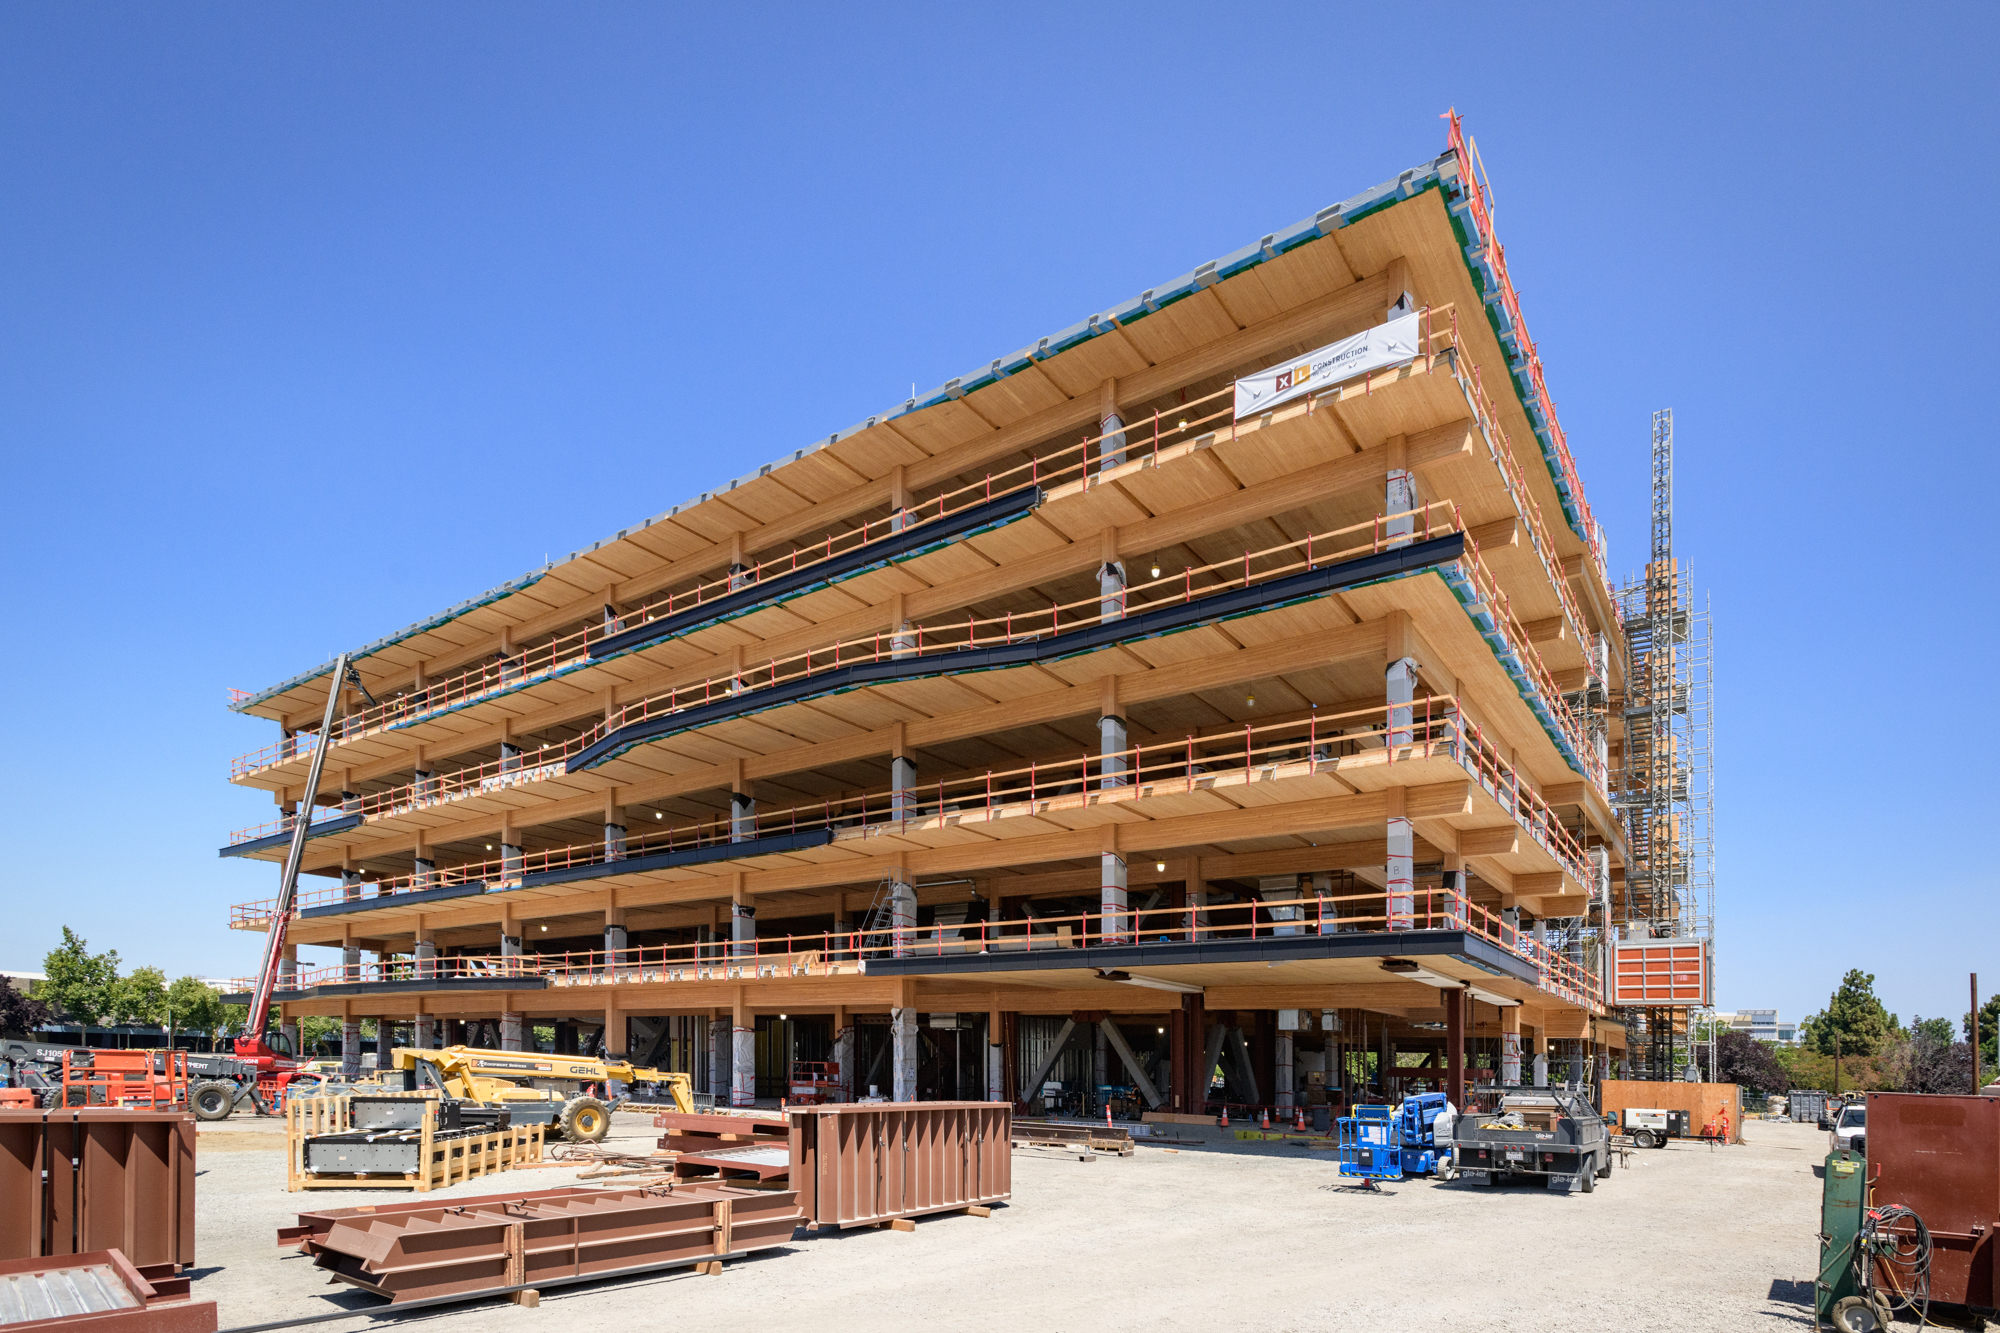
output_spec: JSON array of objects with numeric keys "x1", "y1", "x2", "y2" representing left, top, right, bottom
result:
[
  {"x1": 1098, "y1": 713, "x2": 1129, "y2": 787},
  {"x1": 889, "y1": 868, "x2": 918, "y2": 959},
  {"x1": 341, "y1": 1020, "x2": 362, "y2": 1077},
  {"x1": 500, "y1": 739, "x2": 521, "y2": 775},
  {"x1": 414, "y1": 931, "x2": 436, "y2": 981},
  {"x1": 1386, "y1": 653, "x2": 1418, "y2": 930},
  {"x1": 1262, "y1": 875, "x2": 1302, "y2": 936},
  {"x1": 1100, "y1": 852, "x2": 1128, "y2": 944},
  {"x1": 342, "y1": 928, "x2": 362, "y2": 985},
  {"x1": 1314, "y1": 871, "x2": 1337, "y2": 935},
  {"x1": 501, "y1": 1011, "x2": 525, "y2": 1053},
  {"x1": 1097, "y1": 560, "x2": 1127, "y2": 624},
  {"x1": 731, "y1": 1003, "x2": 755, "y2": 1108},
  {"x1": 605, "y1": 917, "x2": 628, "y2": 975},
  {"x1": 1384, "y1": 433, "x2": 1417, "y2": 546},
  {"x1": 414, "y1": 768, "x2": 436, "y2": 803},
  {"x1": 412, "y1": 1010, "x2": 434, "y2": 1050},
  {"x1": 729, "y1": 886, "x2": 756, "y2": 962},
  {"x1": 730, "y1": 790, "x2": 756, "y2": 842},
  {"x1": 500, "y1": 920, "x2": 523, "y2": 977},
  {"x1": 413, "y1": 851, "x2": 435, "y2": 890},
  {"x1": 604, "y1": 821, "x2": 627, "y2": 862},
  {"x1": 833, "y1": 1019, "x2": 855, "y2": 1101},
  {"x1": 502, "y1": 843, "x2": 523, "y2": 885},
  {"x1": 1098, "y1": 382, "x2": 1126, "y2": 473},
  {"x1": 987, "y1": 1024, "x2": 1004, "y2": 1102},
  {"x1": 891, "y1": 754, "x2": 918, "y2": 824},
  {"x1": 1500, "y1": 1005, "x2": 1522, "y2": 1086},
  {"x1": 891, "y1": 1008, "x2": 919, "y2": 1103},
  {"x1": 278, "y1": 946, "x2": 300, "y2": 1054},
  {"x1": 707, "y1": 1016, "x2": 728, "y2": 1100}
]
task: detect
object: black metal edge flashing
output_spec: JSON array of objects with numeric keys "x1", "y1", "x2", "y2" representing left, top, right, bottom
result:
[
  {"x1": 217, "y1": 813, "x2": 363, "y2": 859},
  {"x1": 591, "y1": 485, "x2": 1043, "y2": 661},
  {"x1": 861, "y1": 926, "x2": 1539, "y2": 987},
  {"x1": 300, "y1": 880, "x2": 490, "y2": 920},
  {"x1": 225, "y1": 976, "x2": 548, "y2": 1003},
  {"x1": 570, "y1": 531, "x2": 1467, "y2": 772},
  {"x1": 520, "y1": 826, "x2": 837, "y2": 889}
]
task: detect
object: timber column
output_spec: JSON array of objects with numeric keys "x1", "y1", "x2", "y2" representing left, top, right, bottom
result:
[
  {"x1": 1385, "y1": 611, "x2": 1418, "y2": 930},
  {"x1": 1500, "y1": 1004, "x2": 1522, "y2": 1086}
]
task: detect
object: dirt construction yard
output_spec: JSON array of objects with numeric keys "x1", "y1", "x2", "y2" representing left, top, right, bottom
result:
[{"x1": 191, "y1": 1111, "x2": 1832, "y2": 1333}]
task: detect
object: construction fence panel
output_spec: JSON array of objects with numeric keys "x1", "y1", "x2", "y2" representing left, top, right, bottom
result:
[
  {"x1": 788, "y1": 1102, "x2": 1010, "y2": 1229},
  {"x1": 0, "y1": 1110, "x2": 197, "y2": 1269}
]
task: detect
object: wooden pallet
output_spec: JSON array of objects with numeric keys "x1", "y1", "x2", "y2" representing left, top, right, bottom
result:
[{"x1": 286, "y1": 1093, "x2": 545, "y2": 1192}]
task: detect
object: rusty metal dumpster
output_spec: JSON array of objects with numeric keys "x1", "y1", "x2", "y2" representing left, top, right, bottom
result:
[{"x1": 1863, "y1": 1092, "x2": 1999, "y2": 1311}]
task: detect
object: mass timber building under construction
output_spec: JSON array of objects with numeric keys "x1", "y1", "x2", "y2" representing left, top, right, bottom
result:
[{"x1": 223, "y1": 118, "x2": 1695, "y2": 1117}]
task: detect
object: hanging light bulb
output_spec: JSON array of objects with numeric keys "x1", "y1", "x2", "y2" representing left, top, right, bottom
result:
[
  {"x1": 1245, "y1": 693, "x2": 1256, "y2": 708},
  {"x1": 1150, "y1": 561, "x2": 1162, "y2": 579},
  {"x1": 1155, "y1": 861, "x2": 1167, "y2": 873}
]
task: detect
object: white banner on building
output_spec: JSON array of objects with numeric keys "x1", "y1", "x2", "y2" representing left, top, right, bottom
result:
[{"x1": 1232, "y1": 310, "x2": 1423, "y2": 420}]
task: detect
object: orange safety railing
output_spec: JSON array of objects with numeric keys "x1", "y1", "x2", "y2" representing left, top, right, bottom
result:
[
  {"x1": 1443, "y1": 110, "x2": 1614, "y2": 613},
  {"x1": 225, "y1": 495, "x2": 1593, "y2": 847},
  {"x1": 229, "y1": 309, "x2": 1474, "y2": 781},
  {"x1": 229, "y1": 694, "x2": 1590, "y2": 930},
  {"x1": 264, "y1": 882, "x2": 1603, "y2": 1010}
]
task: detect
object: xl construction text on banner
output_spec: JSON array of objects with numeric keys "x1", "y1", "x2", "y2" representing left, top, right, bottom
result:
[{"x1": 1232, "y1": 311, "x2": 1423, "y2": 420}]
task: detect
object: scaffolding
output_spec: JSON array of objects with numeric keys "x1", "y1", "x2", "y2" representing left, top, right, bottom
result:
[{"x1": 1615, "y1": 409, "x2": 1717, "y2": 1080}]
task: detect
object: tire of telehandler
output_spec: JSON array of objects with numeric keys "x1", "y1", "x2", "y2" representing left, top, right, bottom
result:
[
  {"x1": 560, "y1": 1095, "x2": 611, "y2": 1142},
  {"x1": 191, "y1": 1081, "x2": 239, "y2": 1121}
]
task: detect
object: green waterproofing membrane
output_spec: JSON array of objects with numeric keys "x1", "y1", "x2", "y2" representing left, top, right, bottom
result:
[
  {"x1": 229, "y1": 571, "x2": 549, "y2": 714},
  {"x1": 358, "y1": 488, "x2": 1042, "y2": 741},
  {"x1": 235, "y1": 142, "x2": 1596, "y2": 718},
  {"x1": 570, "y1": 534, "x2": 1469, "y2": 772}
]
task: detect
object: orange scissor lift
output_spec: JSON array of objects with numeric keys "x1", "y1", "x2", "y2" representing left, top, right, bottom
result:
[{"x1": 60, "y1": 1048, "x2": 190, "y2": 1110}]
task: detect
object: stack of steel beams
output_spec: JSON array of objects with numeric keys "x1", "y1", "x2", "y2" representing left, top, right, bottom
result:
[{"x1": 299, "y1": 1183, "x2": 802, "y2": 1303}]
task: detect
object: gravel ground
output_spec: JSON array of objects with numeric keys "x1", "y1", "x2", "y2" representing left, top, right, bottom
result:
[{"x1": 190, "y1": 1110, "x2": 1828, "y2": 1333}]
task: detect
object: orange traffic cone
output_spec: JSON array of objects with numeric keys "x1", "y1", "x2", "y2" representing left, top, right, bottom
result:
[
  {"x1": 1105, "y1": 1103, "x2": 1113, "y2": 1129},
  {"x1": 1219, "y1": 1105, "x2": 1230, "y2": 1128},
  {"x1": 1295, "y1": 1106, "x2": 1307, "y2": 1132},
  {"x1": 1260, "y1": 1107, "x2": 1271, "y2": 1131}
]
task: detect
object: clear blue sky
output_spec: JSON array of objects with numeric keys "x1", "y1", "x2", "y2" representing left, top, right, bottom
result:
[{"x1": 3, "y1": 6, "x2": 1993, "y2": 1030}]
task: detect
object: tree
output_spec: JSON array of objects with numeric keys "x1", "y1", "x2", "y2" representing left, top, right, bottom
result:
[
  {"x1": 1965, "y1": 994, "x2": 2000, "y2": 1082},
  {"x1": 1716, "y1": 1031, "x2": 1789, "y2": 1095},
  {"x1": 40, "y1": 928, "x2": 122, "y2": 1027},
  {"x1": 112, "y1": 966, "x2": 168, "y2": 1028},
  {"x1": 0, "y1": 977, "x2": 49, "y2": 1035},
  {"x1": 1804, "y1": 969, "x2": 1899, "y2": 1059},
  {"x1": 1893, "y1": 1015, "x2": 1973, "y2": 1094},
  {"x1": 164, "y1": 977, "x2": 228, "y2": 1037}
]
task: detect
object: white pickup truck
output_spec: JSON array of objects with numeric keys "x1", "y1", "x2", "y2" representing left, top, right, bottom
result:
[{"x1": 1829, "y1": 1102, "x2": 1865, "y2": 1156}]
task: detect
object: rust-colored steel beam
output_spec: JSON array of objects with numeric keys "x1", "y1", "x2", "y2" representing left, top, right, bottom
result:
[
  {"x1": 301, "y1": 1183, "x2": 801, "y2": 1304},
  {"x1": 0, "y1": 1249, "x2": 216, "y2": 1332},
  {"x1": 0, "y1": 1110, "x2": 197, "y2": 1269},
  {"x1": 788, "y1": 1102, "x2": 1011, "y2": 1229}
]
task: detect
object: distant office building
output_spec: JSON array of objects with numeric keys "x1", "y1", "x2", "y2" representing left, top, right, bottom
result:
[{"x1": 1716, "y1": 1009, "x2": 1797, "y2": 1045}]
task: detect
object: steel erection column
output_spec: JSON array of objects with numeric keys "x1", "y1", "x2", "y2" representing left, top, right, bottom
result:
[{"x1": 1444, "y1": 987, "x2": 1467, "y2": 1110}]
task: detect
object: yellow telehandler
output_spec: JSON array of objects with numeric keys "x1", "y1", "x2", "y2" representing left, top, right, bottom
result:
[{"x1": 386, "y1": 1045, "x2": 692, "y2": 1142}]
